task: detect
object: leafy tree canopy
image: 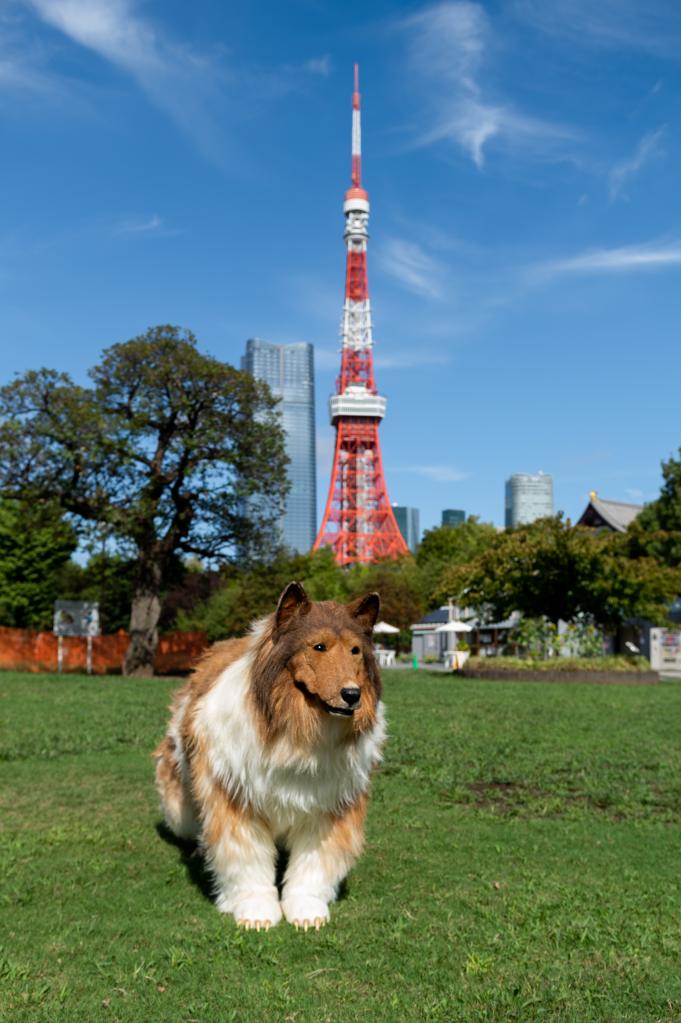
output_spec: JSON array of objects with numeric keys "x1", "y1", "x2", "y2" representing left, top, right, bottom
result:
[
  {"x1": 0, "y1": 499, "x2": 77, "y2": 630},
  {"x1": 416, "y1": 517, "x2": 497, "y2": 608},
  {"x1": 178, "y1": 548, "x2": 427, "y2": 644},
  {"x1": 0, "y1": 326, "x2": 289, "y2": 674},
  {"x1": 57, "y1": 552, "x2": 138, "y2": 634},
  {"x1": 628, "y1": 448, "x2": 681, "y2": 566},
  {"x1": 346, "y1": 556, "x2": 426, "y2": 634},
  {"x1": 177, "y1": 548, "x2": 350, "y2": 642},
  {"x1": 438, "y1": 515, "x2": 679, "y2": 627}
]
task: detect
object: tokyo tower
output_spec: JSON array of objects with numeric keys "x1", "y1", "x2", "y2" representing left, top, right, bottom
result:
[{"x1": 314, "y1": 66, "x2": 408, "y2": 566}]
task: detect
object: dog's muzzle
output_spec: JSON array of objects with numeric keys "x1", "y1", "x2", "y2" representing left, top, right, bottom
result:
[{"x1": 294, "y1": 680, "x2": 361, "y2": 716}]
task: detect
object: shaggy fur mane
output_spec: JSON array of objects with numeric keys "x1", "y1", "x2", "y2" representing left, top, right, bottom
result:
[{"x1": 249, "y1": 601, "x2": 381, "y2": 746}]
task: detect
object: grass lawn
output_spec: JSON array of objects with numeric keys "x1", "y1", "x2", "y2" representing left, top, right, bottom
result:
[{"x1": 2, "y1": 669, "x2": 681, "y2": 1022}]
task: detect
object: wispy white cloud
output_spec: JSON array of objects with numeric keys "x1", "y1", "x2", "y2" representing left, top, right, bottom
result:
[
  {"x1": 512, "y1": 0, "x2": 681, "y2": 57},
  {"x1": 377, "y1": 237, "x2": 445, "y2": 299},
  {"x1": 114, "y1": 213, "x2": 166, "y2": 236},
  {"x1": 22, "y1": 0, "x2": 231, "y2": 161},
  {"x1": 0, "y1": 53, "x2": 49, "y2": 93},
  {"x1": 419, "y1": 98, "x2": 575, "y2": 169},
  {"x1": 406, "y1": 1, "x2": 488, "y2": 89},
  {"x1": 24, "y1": 0, "x2": 161, "y2": 68},
  {"x1": 534, "y1": 239, "x2": 681, "y2": 278},
  {"x1": 608, "y1": 129, "x2": 664, "y2": 200},
  {"x1": 0, "y1": 19, "x2": 72, "y2": 102},
  {"x1": 401, "y1": 1, "x2": 577, "y2": 168}
]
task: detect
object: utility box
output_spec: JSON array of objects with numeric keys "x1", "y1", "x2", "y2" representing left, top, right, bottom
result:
[{"x1": 649, "y1": 628, "x2": 681, "y2": 673}]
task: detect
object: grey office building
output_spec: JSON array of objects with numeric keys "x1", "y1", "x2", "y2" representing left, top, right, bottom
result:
[
  {"x1": 242, "y1": 339, "x2": 316, "y2": 553},
  {"x1": 505, "y1": 473, "x2": 554, "y2": 528},
  {"x1": 442, "y1": 509, "x2": 466, "y2": 528},
  {"x1": 393, "y1": 505, "x2": 420, "y2": 553}
]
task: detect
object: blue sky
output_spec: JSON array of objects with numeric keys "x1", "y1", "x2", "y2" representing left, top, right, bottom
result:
[{"x1": 2, "y1": 0, "x2": 681, "y2": 534}]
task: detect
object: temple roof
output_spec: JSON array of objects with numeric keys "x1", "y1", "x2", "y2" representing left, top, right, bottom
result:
[{"x1": 577, "y1": 493, "x2": 643, "y2": 532}]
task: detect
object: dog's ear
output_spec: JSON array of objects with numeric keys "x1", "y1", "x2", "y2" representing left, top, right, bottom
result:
[
  {"x1": 347, "y1": 592, "x2": 380, "y2": 635},
  {"x1": 274, "y1": 581, "x2": 311, "y2": 635}
]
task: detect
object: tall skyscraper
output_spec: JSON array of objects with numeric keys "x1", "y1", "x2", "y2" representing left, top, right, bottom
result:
[
  {"x1": 505, "y1": 473, "x2": 554, "y2": 528},
  {"x1": 393, "y1": 506, "x2": 420, "y2": 553},
  {"x1": 314, "y1": 66, "x2": 407, "y2": 565},
  {"x1": 442, "y1": 509, "x2": 466, "y2": 528},
  {"x1": 242, "y1": 339, "x2": 316, "y2": 553}
]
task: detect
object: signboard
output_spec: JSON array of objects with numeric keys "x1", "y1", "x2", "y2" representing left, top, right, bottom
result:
[
  {"x1": 53, "y1": 601, "x2": 100, "y2": 674},
  {"x1": 53, "y1": 601, "x2": 100, "y2": 638},
  {"x1": 649, "y1": 628, "x2": 681, "y2": 673}
]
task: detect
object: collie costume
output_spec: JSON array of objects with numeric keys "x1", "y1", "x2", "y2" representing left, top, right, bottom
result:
[{"x1": 154, "y1": 582, "x2": 385, "y2": 931}]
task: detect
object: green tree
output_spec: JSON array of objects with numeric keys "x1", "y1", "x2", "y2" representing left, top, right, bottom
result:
[
  {"x1": 0, "y1": 499, "x2": 77, "y2": 629},
  {"x1": 346, "y1": 556, "x2": 425, "y2": 634},
  {"x1": 416, "y1": 518, "x2": 497, "y2": 607},
  {"x1": 58, "y1": 553, "x2": 137, "y2": 633},
  {"x1": 177, "y1": 548, "x2": 348, "y2": 642},
  {"x1": 511, "y1": 616, "x2": 561, "y2": 659},
  {"x1": 638, "y1": 449, "x2": 681, "y2": 532},
  {"x1": 0, "y1": 326, "x2": 288, "y2": 675},
  {"x1": 628, "y1": 448, "x2": 681, "y2": 566},
  {"x1": 438, "y1": 515, "x2": 679, "y2": 628}
]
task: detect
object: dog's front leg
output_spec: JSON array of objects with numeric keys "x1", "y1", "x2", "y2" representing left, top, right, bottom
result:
[
  {"x1": 281, "y1": 796, "x2": 366, "y2": 929},
  {"x1": 202, "y1": 794, "x2": 281, "y2": 930}
]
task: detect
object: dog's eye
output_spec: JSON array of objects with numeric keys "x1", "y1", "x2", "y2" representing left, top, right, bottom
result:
[
  {"x1": 351, "y1": 646, "x2": 360, "y2": 655},
  {"x1": 313, "y1": 643, "x2": 326, "y2": 652}
]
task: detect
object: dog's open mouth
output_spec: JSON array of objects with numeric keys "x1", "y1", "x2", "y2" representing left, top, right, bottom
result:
[{"x1": 294, "y1": 680, "x2": 354, "y2": 716}]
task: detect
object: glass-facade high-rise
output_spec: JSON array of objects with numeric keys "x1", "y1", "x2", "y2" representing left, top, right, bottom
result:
[
  {"x1": 442, "y1": 509, "x2": 466, "y2": 528},
  {"x1": 392, "y1": 505, "x2": 420, "y2": 553},
  {"x1": 242, "y1": 339, "x2": 316, "y2": 553},
  {"x1": 505, "y1": 473, "x2": 554, "y2": 528}
]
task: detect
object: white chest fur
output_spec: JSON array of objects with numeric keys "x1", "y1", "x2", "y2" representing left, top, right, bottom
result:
[{"x1": 195, "y1": 653, "x2": 386, "y2": 834}]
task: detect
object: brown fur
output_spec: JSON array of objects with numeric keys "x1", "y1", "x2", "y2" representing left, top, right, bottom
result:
[
  {"x1": 153, "y1": 735, "x2": 186, "y2": 824},
  {"x1": 154, "y1": 582, "x2": 383, "y2": 928},
  {"x1": 319, "y1": 794, "x2": 368, "y2": 875},
  {"x1": 250, "y1": 595, "x2": 381, "y2": 747}
]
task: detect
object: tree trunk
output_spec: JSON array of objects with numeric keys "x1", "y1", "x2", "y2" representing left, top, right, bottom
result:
[{"x1": 124, "y1": 567, "x2": 162, "y2": 677}]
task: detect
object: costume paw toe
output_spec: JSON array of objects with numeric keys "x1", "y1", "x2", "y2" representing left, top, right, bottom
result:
[
  {"x1": 228, "y1": 893, "x2": 282, "y2": 930},
  {"x1": 283, "y1": 895, "x2": 330, "y2": 930}
]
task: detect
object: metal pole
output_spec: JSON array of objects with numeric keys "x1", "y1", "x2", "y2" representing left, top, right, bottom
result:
[
  {"x1": 87, "y1": 635, "x2": 93, "y2": 676},
  {"x1": 57, "y1": 635, "x2": 63, "y2": 674}
]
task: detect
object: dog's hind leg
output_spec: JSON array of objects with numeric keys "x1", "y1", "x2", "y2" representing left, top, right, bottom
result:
[
  {"x1": 154, "y1": 734, "x2": 199, "y2": 841},
  {"x1": 281, "y1": 796, "x2": 367, "y2": 929}
]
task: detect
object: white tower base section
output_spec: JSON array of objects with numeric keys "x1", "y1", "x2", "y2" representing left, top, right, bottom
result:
[{"x1": 329, "y1": 385, "x2": 386, "y2": 423}]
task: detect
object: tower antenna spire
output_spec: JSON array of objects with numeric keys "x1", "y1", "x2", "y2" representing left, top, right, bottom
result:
[
  {"x1": 351, "y1": 62, "x2": 361, "y2": 187},
  {"x1": 313, "y1": 66, "x2": 407, "y2": 565}
]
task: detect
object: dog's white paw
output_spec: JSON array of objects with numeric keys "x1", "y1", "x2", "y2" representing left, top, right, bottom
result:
[
  {"x1": 217, "y1": 892, "x2": 282, "y2": 931},
  {"x1": 282, "y1": 894, "x2": 330, "y2": 931}
]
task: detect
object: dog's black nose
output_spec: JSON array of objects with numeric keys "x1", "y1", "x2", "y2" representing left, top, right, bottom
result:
[{"x1": 341, "y1": 687, "x2": 361, "y2": 707}]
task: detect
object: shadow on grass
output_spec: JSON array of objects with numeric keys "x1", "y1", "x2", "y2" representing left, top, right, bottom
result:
[
  {"x1": 156, "y1": 822, "x2": 349, "y2": 904},
  {"x1": 156, "y1": 822, "x2": 214, "y2": 903}
]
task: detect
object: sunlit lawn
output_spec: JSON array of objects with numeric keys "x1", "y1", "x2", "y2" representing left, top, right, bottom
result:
[{"x1": 2, "y1": 669, "x2": 681, "y2": 1022}]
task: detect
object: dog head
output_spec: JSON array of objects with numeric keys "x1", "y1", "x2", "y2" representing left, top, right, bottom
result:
[{"x1": 252, "y1": 581, "x2": 382, "y2": 743}]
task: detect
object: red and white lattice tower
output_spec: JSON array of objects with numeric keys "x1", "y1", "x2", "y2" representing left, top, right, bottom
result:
[{"x1": 314, "y1": 66, "x2": 408, "y2": 566}]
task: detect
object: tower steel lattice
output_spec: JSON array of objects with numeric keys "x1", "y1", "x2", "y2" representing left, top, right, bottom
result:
[{"x1": 313, "y1": 66, "x2": 408, "y2": 566}]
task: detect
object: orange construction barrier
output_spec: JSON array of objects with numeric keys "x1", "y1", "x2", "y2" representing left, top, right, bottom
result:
[{"x1": 0, "y1": 626, "x2": 207, "y2": 675}]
